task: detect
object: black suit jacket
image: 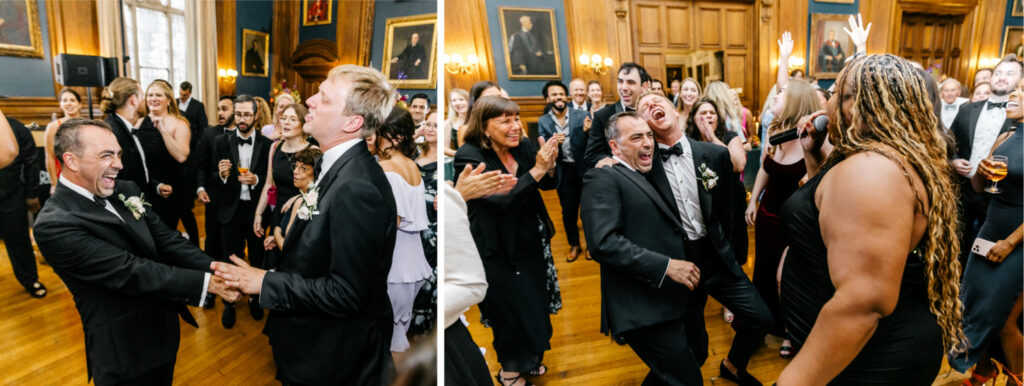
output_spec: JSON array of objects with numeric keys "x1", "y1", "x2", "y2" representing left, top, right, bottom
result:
[
  {"x1": 583, "y1": 101, "x2": 626, "y2": 169},
  {"x1": 0, "y1": 117, "x2": 38, "y2": 200},
  {"x1": 537, "y1": 109, "x2": 588, "y2": 184},
  {"x1": 179, "y1": 99, "x2": 208, "y2": 146},
  {"x1": 581, "y1": 164, "x2": 692, "y2": 335},
  {"x1": 949, "y1": 101, "x2": 1013, "y2": 211},
  {"x1": 193, "y1": 125, "x2": 231, "y2": 192},
  {"x1": 648, "y1": 139, "x2": 745, "y2": 278},
  {"x1": 210, "y1": 131, "x2": 271, "y2": 224},
  {"x1": 34, "y1": 180, "x2": 212, "y2": 384},
  {"x1": 105, "y1": 114, "x2": 158, "y2": 194},
  {"x1": 260, "y1": 142, "x2": 398, "y2": 385}
]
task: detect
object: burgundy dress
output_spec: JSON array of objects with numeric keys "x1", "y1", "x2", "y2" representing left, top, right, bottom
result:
[{"x1": 751, "y1": 155, "x2": 806, "y2": 336}]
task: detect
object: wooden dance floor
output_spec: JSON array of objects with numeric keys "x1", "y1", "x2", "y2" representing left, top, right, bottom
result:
[{"x1": 464, "y1": 190, "x2": 972, "y2": 385}]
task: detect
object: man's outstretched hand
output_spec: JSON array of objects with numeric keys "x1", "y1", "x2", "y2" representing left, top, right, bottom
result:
[
  {"x1": 211, "y1": 255, "x2": 267, "y2": 295},
  {"x1": 208, "y1": 275, "x2": 241, "y2": 303}
]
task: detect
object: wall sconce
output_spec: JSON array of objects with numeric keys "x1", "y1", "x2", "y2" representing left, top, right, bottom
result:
[
  {"x1": 441, "y1": 53, "x2": 479, "y2": 74},
  {"x1": 218, "y1": 68, "x2": 238, "y2": 84},
  {"x1": 579, "y1": 54, "x2": 613, "y2": 75},
  {"x1": 787, "y1": 56, "x2": 805, "y2": 73}
]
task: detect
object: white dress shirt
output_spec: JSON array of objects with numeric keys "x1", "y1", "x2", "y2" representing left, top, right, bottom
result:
[
  {"x1": 178, "y1": 97, "x2": 192, "y2": 113},
  {"x1": 548, "y1": 110, "x2": 574, "y2": 163},
  {"x1": 117, "y1": 113, "x2": 150, "y2": 183},
  {"x1": 316, "y1": 138, "x2": 364, "y2": 183},
  {"x1": 940, "y1": 97, "x2": 968, "y2": 128},
  {"x1": 969, "y1": 99, "x2": 1008, "y2": 176},
  {"x1": 59, "y1": 175, "x2": 211, "y2": 306},
  {"x1": 571, "y1": 101, "x2": 587, "y2": 111},
  {"x1": 658, "y1": 138, "x2": 706, "y2": 240}
]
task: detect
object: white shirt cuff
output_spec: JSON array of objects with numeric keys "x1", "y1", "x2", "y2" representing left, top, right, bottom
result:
[
  {"x1": 196, "y1": 186, "x2": 206, "y2": 194},
  {"x1": 657, "y1": 259, "x2": 670, "y2": 288},
  {"x1": 198, "y1": 272, "x2": 211, "y2": 307}
]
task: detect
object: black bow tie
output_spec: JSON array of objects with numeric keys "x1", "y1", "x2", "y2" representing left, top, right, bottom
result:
[
  {"x1": 661, "y1": 143, "x2": 684, "y2": 161},
  {"x1": 313, "y1": 157, "x2": 324, "y2": 178},
  {"x1": 987, "y1": 101, "x2": 1007, "y2": 110},
  {"x1": 238, "y1": 136, "x2": 253, "y2": 146},
  {"x1": 92, "y1": 195, "x2": 108, "y2": 208}
]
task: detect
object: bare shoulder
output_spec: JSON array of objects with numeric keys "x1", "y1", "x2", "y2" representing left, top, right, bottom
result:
[{"x1": 820, "y1": 151, "x2": 921, "y2": 209}]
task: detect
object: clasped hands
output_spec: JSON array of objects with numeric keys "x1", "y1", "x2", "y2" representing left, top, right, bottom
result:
[{"x1": 210, "y1": 255, "x2": 267, "y2": 295}]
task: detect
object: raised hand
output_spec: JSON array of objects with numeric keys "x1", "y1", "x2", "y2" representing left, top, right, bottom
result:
[
  {"x1": 796, "y1": 110, "x2": 829, "y2": 154},
  {"x1": 534, "y1": 136, "x2": 558, "y2": 171},
  {"x1": 843, "y1": 13, "x2": 871, "y2": 52},
  {"x1": 211, "y1": 255, "x2": 267, "y2": 295},
  {"x1": 778, "y1": 31, "x2": 794, "y2": 59},
  {"x1": 218, "y1": 159, "x2": 232, "y2": 179},
  {"x1": 455, "y1": 163, "x2": 516, "y2": 200},
  {"x1": 207, "y1": 275, "x2": 240, "y2": 303}
]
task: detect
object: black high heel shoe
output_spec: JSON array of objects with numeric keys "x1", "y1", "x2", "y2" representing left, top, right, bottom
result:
[
  {"x1": 719, "y1": 360, "x2": 763, "y2": 386},
  {"x1": 495, "y1": 370, "x2": 533, "y2": 386}
]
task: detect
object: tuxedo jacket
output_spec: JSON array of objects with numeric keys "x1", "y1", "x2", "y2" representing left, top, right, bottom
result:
[
  {"x1": 105, "y1": 114, "x2": 157, "y2": 194},
  {"x1": 537, "y1": 108, "x2": 588, "y2": 183},
  {"x1": 179, "y1": 99, "x2": 208, "y2": 149},
  {"x1": 210, "y1": 131, "x2": 271, "y2": 224},
  {"x1": 949, "y1": 101, "x2": 1013, "y2": 210},
  {"x1": 34, "y1": 180, "x2": 212, "y2": 384},
  {"x1": 583, "y1": 101, "x2": 625, "y2": 169},
  {"x1": 648, "y1": 138, "x2": 745, "y2": 278},
  {"x1": 581, "y1": 164, "x2": 693, "y2": 335},
  {"x1": 260, "y1": 143, "x2": 398, "y2": 385},
  {"x1": 193, "y1": 125, "x2": 231, "y2": 192}
]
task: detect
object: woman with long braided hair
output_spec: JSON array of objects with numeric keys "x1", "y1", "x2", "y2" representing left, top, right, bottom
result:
[{"x1": 776, "y1": 54, "x2": 964, "y2": 384}]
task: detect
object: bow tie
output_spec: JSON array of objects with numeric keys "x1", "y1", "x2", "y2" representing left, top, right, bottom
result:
[
  {"x1": 987, "y1": 101, "x2": 1007, "y2": 110},
  {"x1": 661, "y1": 143, "x2": 685, "y2": 161},
  {"x1": 129, "y1": 127, "x2": 139, "y2": 136},
  {"x1": 238, "y1": 136, "x2": 253, "y2": 146},
  {"x1": 92, "y1": 195, "x2": 108, "y2": 208},
  {"x1": 944, "y1": 104, "x2": 957, "y2": 111}
]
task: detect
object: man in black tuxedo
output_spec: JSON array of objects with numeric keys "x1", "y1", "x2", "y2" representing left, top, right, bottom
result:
[
  {"x1": 0, "y1": 116, "x2": 45, "y2": 298},
  {"x1": 949, "y1": 56, "x2": 1021, "y2": 264},
  {"x1": 194, "y1": 95, "x2": 235, "y2": 305},
  {"x1": 34, "y1": 118, "x2": 238, "y2": 386},
  {"x1": 178, "y1": 82, "x2": 208, "y2": 138},
  {"x1": 177, "y1": 82, "x2": 207, "y2": 246},
  {"x1": 538, "y1": 80, "x2": 588, "y2": 262},
  {"x1": 581, "y1": 111, "x2": 704, "y2": 385},
  {"x1": 569, "y1": 78, "x2": 591, "y2": 112},
  {"x1": 584, "y1": 62, "x2": 651, "y2": 169},
  {"x1": 104, "y1": 78, "x2": 155, "y2": 195},
  {"x1": 637, "y1": 92, "x2": 771, "y2": 385},
  {"x1": 212, "y1": 65, "x2": 398, "y2": 385},
  {"x1": 210, "y1": 94, "x2": 271, "y2": 328}
]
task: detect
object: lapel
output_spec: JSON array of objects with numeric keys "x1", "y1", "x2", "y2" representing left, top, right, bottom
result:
[
  {"x1": 279, "y1": 210, "x2": 309, "y2": 256},
  {"x1": 229, "y1": 134, "x2": 241, "y2": 166},
  {"x1": 967, "y1": 102, "x2": 984, "y2": 149},
  {"x1": 687, "y1": 138, "x2": 714, "y2": 221},
  {"x1": 648, "y1": 147, "x2": 682, "y2": 219},
  {"x1": 54, "y1": 184, "x2": 160, "y2": 260},
  {"x1": 251, "y1": 134, "x2": 268, "y2": 171},
  {"x1": 612, "y1": 165, "x2": 683, "y2": 229}
]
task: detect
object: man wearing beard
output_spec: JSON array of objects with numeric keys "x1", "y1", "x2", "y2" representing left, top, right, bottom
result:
[
  {"x1": 209, "y1": 94, "x2": 272, "y2": 327},
  {"x1": 584, "y1": 62, "x2": 651, "y2": 169},
  {"x1": 538, "y1": 80, "x2": 588, "y2": 262},
  {"x1": 950, "y1": 56, "x2": 1023, "y2": 264},
  {"x1": 194, "y1": 95, "x2": 236, "y2": 282}
]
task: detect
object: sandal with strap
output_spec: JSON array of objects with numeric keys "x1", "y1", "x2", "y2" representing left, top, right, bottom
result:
[
  {"x1": 528, "y1": 364, "x2": 547, "y2": 377},
  {"x1": 496, "y1": 370, "x2": 532, "y2": 386},
  {"x1": 779, "y1": 339, "x2": 794, "y2": 359},
  {"x1": 28, "y1": 281, "x2": 46, "y2": 298},
  {"x1": 962, "y1": 367, "x2": 998, "y2": 386}
]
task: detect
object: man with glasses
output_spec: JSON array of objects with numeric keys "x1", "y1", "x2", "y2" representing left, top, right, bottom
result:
[{"x1": 209, "y1": 94, "x2": 272, "y2": 328}]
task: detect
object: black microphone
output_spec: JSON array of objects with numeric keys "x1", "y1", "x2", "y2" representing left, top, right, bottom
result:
[{"x1": 768, "y1": 114, "x2": 829, "y2": 145}]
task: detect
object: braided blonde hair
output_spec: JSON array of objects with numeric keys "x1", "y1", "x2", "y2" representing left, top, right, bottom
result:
[{"x1": 828, "y1": 54, "x2": 965, "y2": 353}]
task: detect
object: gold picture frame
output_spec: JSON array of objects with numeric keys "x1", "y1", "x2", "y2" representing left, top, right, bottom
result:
[
  {"x1": 0, "y1": 0, "x2": 44, "y2": 58},
  {"x1": 1003, "y1": 26, "x2": 1024, "y2": 59},
  {"x1": 381, "y1": 13, "x2": 437, "y2": 89},
  {"x1": 302, "y1": 0, "x2": 332, "y2": 26},
  {"x1": 499, "y1": 7, "x2": 562, "y2": 80},
  {"x1": 814, "y1": 0, "x2": 855, "y2": 3},
  {"x1": 241, "y1": 29, "x2": 269, "y2": 78}
]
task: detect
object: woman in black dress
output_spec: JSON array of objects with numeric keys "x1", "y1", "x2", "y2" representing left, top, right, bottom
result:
[
  {"x1": 254, "y1": 103, "x2": 314, "y2": 238},
  {"x1": 263, "y1": 147, "x2": 322, "y2": 269},
  {"x1": 778, "y1": 54, "x2": 965, "y2": 384},
  {"x1": 138, "y1": 80, "x2": 191, "y2": 230},
  {"x1": 453, "y1": 96, "x2": 560, "y2": 386},
  {"x1": 411, "y1": 111, "x2": 439, "y2": 336}
]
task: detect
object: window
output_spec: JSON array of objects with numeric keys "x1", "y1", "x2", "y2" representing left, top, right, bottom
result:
[{"x1": 122, "y1": 0, "x2": 190, "y2": 89}]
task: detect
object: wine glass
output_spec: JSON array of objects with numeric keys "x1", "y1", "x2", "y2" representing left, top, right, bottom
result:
[{"x1": 985, "y1": 155, "x2": 1008, "y2": 194}]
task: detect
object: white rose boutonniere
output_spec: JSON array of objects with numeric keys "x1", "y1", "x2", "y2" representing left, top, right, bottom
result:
[
  {"x1": 698, "y1": 163, "x2": 718, "y2": 190},
  {"x1": 117, "y1": 193, "x2": 151, "y2": 220},
  {"x1": 296, "y1": 183, "x2": 320, "y2": 220}
]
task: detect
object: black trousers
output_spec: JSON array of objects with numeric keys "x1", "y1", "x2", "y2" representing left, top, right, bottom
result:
[
  {"x1": 202, "y1": 201, "x2": 223, "y2": 260},
  {"x1": 683, "y1": 237, "x2": 771, "y2": 370},
  {"x1": 555, "y1": 164, "x2": 583, "y2": 247},
  {"x1": 0, "y1": 188, "x2": 38, "y2": 290},
  {"x1": 179, "y1": 197, "x2": 199, "y2": 247},
  {"x1": 620, "y1": 317, "x2": 703, "y2": 386},
  {"x1": 100, "y1": 359, "x2": 175, "y2": 386},
  {"x1": 220, "y1": 200, "x2": 264, "y2": 269},
  {"x1": 445, "y1": 321, "x2": 493, "y2": 386}
]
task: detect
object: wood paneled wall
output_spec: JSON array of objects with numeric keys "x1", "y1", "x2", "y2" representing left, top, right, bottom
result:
[
  {"x1": 443, "y1": 0, "x2": 496, "y2": 93},
  {"x1": 215, "y1": 0, "x2": 237, "y2": 96}
]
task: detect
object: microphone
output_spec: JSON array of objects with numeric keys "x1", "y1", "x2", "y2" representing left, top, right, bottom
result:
[{"x1": 768, "y1": 114, "x2": 829, "y2": 145}]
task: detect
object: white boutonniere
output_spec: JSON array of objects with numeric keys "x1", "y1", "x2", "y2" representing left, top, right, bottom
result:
[
  {"x1": 698, "y1": 163, "x2": 718, "y2": 190},
  {"x1": 296, "y1": 183, "x2": 320, "y2": 220},
  {"x1": 117, "y1": 193, "x2": 151, "y2": 220}
]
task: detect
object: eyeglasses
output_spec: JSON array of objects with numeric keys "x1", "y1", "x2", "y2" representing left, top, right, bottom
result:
[{"x1": 234, "y1": 112, "x2": 254, "y2": 119}]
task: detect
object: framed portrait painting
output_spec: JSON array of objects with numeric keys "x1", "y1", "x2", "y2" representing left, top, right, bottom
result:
[
  {"x1": 0, "y1": 0, "x2": 43, "y2": 58},
  {"x1": 382, "y1": 13, "x2": 437, "y2": 89},
  {"x1": 241, "y1": 29, "x2": 269, "y2": 78},
  {"x1": 809, "y1": 13, "x2": 854, "y2": 79},
  {"x1": 1004, "y1": 26, "x2": 1024, "y2": 59},
  {"x1": 302, "y1": 0, "x2": 332, "y2": 26},
  {"x1": 499, "y1": 7, "x2": 561, "y2": 80}
]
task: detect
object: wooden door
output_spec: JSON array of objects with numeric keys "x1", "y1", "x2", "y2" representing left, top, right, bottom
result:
[{"x1": 899, "y1": 13, "x2": 966, "y2": 80}]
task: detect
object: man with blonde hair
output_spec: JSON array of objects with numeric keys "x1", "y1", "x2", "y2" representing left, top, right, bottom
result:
[{"x1": 212, "y1": 64, "x2": 399, "y2": 384}]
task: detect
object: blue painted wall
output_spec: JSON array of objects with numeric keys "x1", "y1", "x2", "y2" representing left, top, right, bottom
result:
[
  {"x1": 298, "y1": 0, "x2": 338, "y2": 43},
  {"x1": 484, "y1": 0, "x2": 572, "y2": 97},
  {"x1": 236, "y1": 0, "x2": 273, "y2": 98},
  {"x1": 805, "y1": 0, "x2": 859, "y2": 90},
  {"x1": 0, "y1": 0, "x2": 54, "y2": 98},
  {"x1": 370, "y1": 0, "x2": 437, "y2": 104}
]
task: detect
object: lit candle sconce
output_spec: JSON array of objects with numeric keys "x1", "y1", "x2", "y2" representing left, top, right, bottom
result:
[
  {"x1": 787, "y1": 56, "x2": 805, "y2": 73},
  {"x1": 579, "y1": 53, "x2": 613, "y2": 75},
  {"x1": 218, "y1": 68, "x2": 238, "y2": 84},
  {"x1": 441, "y1": 53, "x2": 479, "y2": 74}
]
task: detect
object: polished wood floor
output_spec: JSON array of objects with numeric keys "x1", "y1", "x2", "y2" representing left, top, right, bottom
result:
[{"x1": 464, "y1": 190, "x2": 973, "y2": 385}]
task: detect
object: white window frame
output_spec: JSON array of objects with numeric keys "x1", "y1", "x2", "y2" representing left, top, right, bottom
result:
[{"x1": 121, "y1": 0, "x2": 195, "y2": 89}]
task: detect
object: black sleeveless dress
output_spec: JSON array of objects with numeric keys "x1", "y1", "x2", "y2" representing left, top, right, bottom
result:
[
  {"x1": 136, "y1": 116, "x2": 185, "y2": 229},
  {"x1": 780, "y1": 158, "x2": 942, "y2": 385},
  {"x1": 271, "y1": 142, "x2": 312, "y2": 205}
]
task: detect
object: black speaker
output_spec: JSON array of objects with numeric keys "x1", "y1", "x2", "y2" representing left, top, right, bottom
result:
[{"x1": 54, "y1": 54, "x2": 119, "y2": 87}]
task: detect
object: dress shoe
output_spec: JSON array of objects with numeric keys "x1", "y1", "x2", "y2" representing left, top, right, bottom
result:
[
  {"x1": 719, "y1": 360, "x2": 762, "y2": 386},
  {"x1": 222, "y1": 303, "x2": 236, "y2": 329},
  {"x1": 249, "y1": 297, "x2": 264, "y2": 320},
  {"x1": 567, "y1": 245, "x2": 582, "y2": 263}
]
